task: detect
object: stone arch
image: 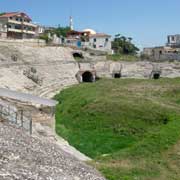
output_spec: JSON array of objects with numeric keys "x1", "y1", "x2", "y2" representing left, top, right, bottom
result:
[
  {"x1": 150, "y1": 70, "x2": 161, "y2": 79},
  {"x1": 82, "y1": 71, "x2": 94, "y2": 82}
]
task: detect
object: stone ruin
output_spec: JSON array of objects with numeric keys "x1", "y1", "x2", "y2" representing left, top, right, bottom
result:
[{"x1": 23, "y1": 67, "x2": 43, "y2": 86}]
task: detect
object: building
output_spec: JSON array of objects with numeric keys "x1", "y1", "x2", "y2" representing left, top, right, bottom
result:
[
  {"x1": 66, "y1": 28, "x2": 112, "y2": 53},
  {"x1": 35, "y1": 25, "x2": 45, "y2": 37},
  {"x1": 142, "y1": 34, "x2": 180, "y2": 61},
  {"x1": 66, "y1": 30, "x2": 89, "y2": 47},
  {"x1": 0, "y1": 22, "x2": 7, "y2": 38},
  {"x1": 167, "y1": 34, "x2": 180, "y2": 47},
  {"x1": 0, "y1": 12, "x2": 37, "y2": 39},
  {"x1": 88, "y1": 33, "x2": 111, "y2": 51},
  {"x1": 143, "y1": 45, "x2": 180, "y2": 61}
]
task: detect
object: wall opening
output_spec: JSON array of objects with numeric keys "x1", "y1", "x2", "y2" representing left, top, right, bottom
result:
[
  {"x1": 153, "y1": 73, "x2": 160, "y2": 79},
  {"x1": 72, "y1": 52, "x2": 84, "y2": 59},
  {"x1": 114, "y1": 73, "x2": 121, "y2": 78},
  {"x1": 82, "y1": 71, "x2": 94, "y2": 82}
]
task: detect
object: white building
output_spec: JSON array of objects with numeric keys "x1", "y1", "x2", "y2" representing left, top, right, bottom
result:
[
  {"x1": 0, "y1": 23, "x2": 7, "y2": 38},
  {"x1": 167, "y1": 34, "x2": 180, "y2": 47},
  {"x1": 81, "y1": 29, "x2": 112, "y2": 53}
]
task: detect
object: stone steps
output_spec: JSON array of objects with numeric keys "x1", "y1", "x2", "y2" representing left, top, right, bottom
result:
[{"x1": 36, "y1": 78, "x2": 78, "y2": 98}]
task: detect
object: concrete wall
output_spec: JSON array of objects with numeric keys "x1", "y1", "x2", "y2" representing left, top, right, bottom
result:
[{"x1": 0, "y1": 39, "x2": 46, "y2": 47}]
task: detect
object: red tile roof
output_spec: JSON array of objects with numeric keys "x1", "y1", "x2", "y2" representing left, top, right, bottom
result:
[
  {"x1": 89, "y1": 33, "x2": 111, "y2": 38},
  {"x1": 0, "y1": 12, "x2": 32, "y2": 21}
]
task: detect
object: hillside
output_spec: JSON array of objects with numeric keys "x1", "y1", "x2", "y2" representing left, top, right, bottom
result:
[{"x1": 55, "y1": 78, "x2": 180, "y2": 180}]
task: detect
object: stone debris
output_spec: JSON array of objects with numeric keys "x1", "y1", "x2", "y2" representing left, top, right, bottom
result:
[{"x1": 0, "y1": 122, "x2": 106, "y2": 180}]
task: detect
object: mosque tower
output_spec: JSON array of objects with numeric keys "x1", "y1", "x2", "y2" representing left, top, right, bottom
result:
[{"x1": 70, "y1": 16, "x2": 74, "y2": 31}]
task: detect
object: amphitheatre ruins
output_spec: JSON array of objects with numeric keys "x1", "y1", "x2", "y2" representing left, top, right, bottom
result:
[{"x1": 0, "y1": 40, "x2": 180, "y2": 180}]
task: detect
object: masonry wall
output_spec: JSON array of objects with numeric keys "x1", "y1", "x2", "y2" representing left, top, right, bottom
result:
[{"x1": 0, "y1": 39, "x2": 46, "y2": 47}]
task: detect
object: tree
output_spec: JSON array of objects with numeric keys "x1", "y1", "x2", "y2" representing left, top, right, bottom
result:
[
  {"x1": 112, "y1": 34, "x2": 139, "y2": 55},
  {"x1": 41, "y1": 26, "x2": 71, "y2": 39},
  {"x1": 53, "y1": 26, "x2": 71, "y2": 37}
]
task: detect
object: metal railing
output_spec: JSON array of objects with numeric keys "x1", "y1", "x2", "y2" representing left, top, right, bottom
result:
[{"x1": 0, "y1": 102, "x2": 32, "y2": 134}]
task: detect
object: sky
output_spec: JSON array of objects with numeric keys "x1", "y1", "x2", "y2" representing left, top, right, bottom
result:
[{"x1": 0, "y1": 0, "x2": 180, "y2": 49}]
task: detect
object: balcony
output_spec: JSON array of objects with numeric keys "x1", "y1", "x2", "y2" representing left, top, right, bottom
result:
[
  {"x1": 8, "y1": 19, "x2": 21, "y2": 25},
  {"x1": 23, "y1": 22, "x2": 37, "y2": 28},
  {"x1": 8, "y1": 19, "x2": 37, "y2": 28},
  {"x1": 23, "y1": 30, "x2": 36, "y2": 35},
  {"x1": 8, "y1": 28, "x2": 35, "y2": 35},
  {"x1": 8, "y1": 28, "x2": 22, "y2": 33}
]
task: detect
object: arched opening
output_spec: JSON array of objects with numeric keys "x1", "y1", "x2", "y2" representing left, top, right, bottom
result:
[
  {"x1": 114, "y1": 73, "x2": 121, "y2": 78},
  {"x1": 82, "y1": 71, "x2": 94, "y2": 82},
  {"x1": 72, "y1": 52, "x2": 84, "y2": 59},
  {"x1": 153, "y1": 73, "x2": 160, "y2": 79}
]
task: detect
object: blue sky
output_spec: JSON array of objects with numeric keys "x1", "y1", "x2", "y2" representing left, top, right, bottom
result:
[{"x1": 0, "y1": 0, "x2": 179, "y2": 48}]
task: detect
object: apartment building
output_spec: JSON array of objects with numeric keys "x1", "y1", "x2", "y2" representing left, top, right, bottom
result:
[
  {"x1": 0, "y1": 12, "x2": 37, "y2": 39},
  {"x1": 167, "y1": 34, "x2": 180, "y2": 48}
]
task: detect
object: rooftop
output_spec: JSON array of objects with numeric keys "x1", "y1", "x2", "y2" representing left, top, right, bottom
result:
[
  {"x1": 89, "y1": 33, "x2": 111, "y2": 38},
  {"x1": 0, "y1": 12, "x2": 32, "y2": 21}
]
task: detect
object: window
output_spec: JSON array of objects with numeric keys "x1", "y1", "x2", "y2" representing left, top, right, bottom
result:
[
  {"x1": 15, "y1": 25, "x2": 21, "y2": 29},
  {"x1": 93, "y1": 38, "x2": 96, "y2": 42},
  {"x1": 9, "y1": 17, "x2": 12, "y2": 20},
  {"x1": 105, "y1": 38, "x2": 109, "y2": 42},
  {"x1": 93, "y1": 44, "x2": 96, "y2": 48},
  {"x1": 171, "y1": 36, "x2": 175, "y2": 41}
]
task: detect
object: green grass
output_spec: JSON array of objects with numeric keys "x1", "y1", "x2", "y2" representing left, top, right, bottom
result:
[
  {"x1": 55, "y1": 78, "x2": 180, "y2": 180},
  {"x1": 106, "y1": 54, "x2": 139, "y2": 61}
]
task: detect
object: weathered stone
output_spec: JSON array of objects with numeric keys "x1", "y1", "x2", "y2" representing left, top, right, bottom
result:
[{"x1": 0, "y1": 122, "x2": 106, "y2": 180}]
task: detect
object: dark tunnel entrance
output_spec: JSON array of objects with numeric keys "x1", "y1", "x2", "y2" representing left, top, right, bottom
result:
[
  {"x1": 114, "y1": 73, "x2": 121, "y2": 78},
  {"x1": 72, "y1": 52, "x2": 84, "y2": 59},
  {"x1": 82, "y1": 71, "x2": 94, "y2": 82},
  {"x1": 153, "y1": 73, "x2": 160, "y2": 79}
]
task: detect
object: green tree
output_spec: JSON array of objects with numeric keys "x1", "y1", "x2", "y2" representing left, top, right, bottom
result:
[
  {"x1": 53, "y1": 26, "x2": 71, "y2": 37},
  {"x1": 112, "y1": 34, "x2": 139, "y2": 54}
]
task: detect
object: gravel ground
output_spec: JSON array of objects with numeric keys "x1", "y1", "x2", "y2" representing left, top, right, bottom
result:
[{"x1": 0, "y1": 121, "x2": 106, "y2": 180}]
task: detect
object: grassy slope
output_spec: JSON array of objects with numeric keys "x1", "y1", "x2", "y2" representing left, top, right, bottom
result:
[{"x1": 55, "y1": 78, "x2": 180, "y2": 180}]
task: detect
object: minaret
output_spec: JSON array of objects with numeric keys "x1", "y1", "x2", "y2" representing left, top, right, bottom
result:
[{"x1": 70, "y1": 16, "x2": 74, "y2": 31}]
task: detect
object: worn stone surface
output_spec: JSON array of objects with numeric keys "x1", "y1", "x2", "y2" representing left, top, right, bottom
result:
[
  {"x1": 0, "y1": 122, "x2": 106, "y2": 180},
  {"x1": 95, "y1": 61, "x2": 180, "y2": 78},
  {"x1": 0, "y1": 45, "x2": 79, "y2": 98},
  {"x1": 0, "y1": 45, "x2": 180, "y2": 99}
]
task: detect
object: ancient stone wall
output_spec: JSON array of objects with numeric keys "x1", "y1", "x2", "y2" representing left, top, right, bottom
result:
[
  {"x1": 0, "y1": 45, "x2": 79, "y2": 98},
  {"x1": 95, "y1": 61, "x2": 180, "y2": 79}
]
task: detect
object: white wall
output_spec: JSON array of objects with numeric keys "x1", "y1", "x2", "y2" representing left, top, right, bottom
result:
[{"x1": 89, "y1": 36, "x2": 112, "y2": 51}]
